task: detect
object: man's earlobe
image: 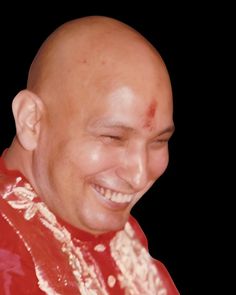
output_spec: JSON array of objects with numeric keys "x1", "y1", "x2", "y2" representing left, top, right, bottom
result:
[{"x1": 12, "y1": 90, "x2": 44, "y2": 151}]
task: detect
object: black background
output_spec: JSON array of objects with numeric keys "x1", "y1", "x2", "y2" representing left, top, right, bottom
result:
[{"x1": 0, "y1": 3, "x2": 225, "y2": 294}]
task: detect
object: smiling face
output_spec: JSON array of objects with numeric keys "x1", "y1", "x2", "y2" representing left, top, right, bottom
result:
[{"x1": 27, "y1": 17, "x2": 174, "y2": 234}]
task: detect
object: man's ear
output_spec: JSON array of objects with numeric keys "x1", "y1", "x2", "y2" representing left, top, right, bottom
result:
[{"x1": 12, "y1": 90, "x2": 45, "y2": 151}]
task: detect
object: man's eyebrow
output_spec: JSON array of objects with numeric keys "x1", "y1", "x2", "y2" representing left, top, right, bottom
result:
[
  {"x1": 89, "y1": 119, "x2": 175, "y2": 136},
  {"x1": 88, "y1": 119, "x2": 134, "y2": 131},
  {"x1": 156, "y1": 125, "x2": 175, "y2": 136}
]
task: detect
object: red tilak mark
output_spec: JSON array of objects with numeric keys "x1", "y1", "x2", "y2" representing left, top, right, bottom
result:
[
  {"x1": 147, "y1": 101, "x2": 157, "y2": 118},
  {"x1": 143, "y1": 101, "x2": 157, "y2": 128}
]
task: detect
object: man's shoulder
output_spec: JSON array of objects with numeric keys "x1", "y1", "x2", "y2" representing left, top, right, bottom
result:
[
  {"x1": 0, "y1": 213, "x2": 26, "y2": 255},
  {"x1": 128, "y1": 215, "x2": 149, "y2": 248},
  {"x1": 128, "y1": 215, "x2": 180, "y2": 294},
  {"x1": 0, "y1": 212, "x2": 43, "y2": 294}
]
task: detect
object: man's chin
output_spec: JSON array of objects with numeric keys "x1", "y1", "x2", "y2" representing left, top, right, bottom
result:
[{"x1": 84, "y1": 215, "x2": 129, "y2": 235}]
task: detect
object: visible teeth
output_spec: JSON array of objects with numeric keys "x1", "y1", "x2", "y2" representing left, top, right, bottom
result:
[
  {"x1": 93, "y1": 185, "x2": 133, "y2": 203},
  {"x1": 106, "y1": 189, "x2": 111, "y2": 199},
  {"x1": 101, "y1": 187, "x2": 105, "y2": 195}
]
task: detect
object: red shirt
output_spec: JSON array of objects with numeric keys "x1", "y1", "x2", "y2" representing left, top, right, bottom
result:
[{"x1": 0, "y1": 157, "x2": 179, "y2": 294}]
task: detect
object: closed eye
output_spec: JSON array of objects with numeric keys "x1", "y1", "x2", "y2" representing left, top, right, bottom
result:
[
  {"x1": 151, "y1": 138, "x2": 170, "y2": 148},
  {"x1": 100, "y1": 134, "x2": 124, "y2": 145},
  {"x1": 102, "y1": 135, "x2": 122, "y2": 140}
]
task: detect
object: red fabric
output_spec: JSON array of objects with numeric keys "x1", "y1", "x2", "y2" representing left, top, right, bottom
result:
[
  {"x1": 0, "y1": 156, "x2": 179, "y2": 294},
  {"x1": 0, "y1": 215, "x2": 44, "y2": 294}
]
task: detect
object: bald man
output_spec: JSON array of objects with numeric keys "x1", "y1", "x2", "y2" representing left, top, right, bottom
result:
[{"x1": 0, "y1": 16, "x2": 179, "y2": 294}]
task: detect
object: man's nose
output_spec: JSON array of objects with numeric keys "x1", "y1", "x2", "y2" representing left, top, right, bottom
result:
[{"x1": 116, "y1": 146, "x2": 149, "y2": 191}]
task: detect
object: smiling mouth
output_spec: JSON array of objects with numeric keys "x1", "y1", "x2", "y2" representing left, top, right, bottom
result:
[{"x1": 92, "y1": 184, "x2": 134, "y2": 204}]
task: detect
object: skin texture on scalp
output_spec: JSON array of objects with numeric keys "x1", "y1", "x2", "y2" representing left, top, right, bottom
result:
[
  {"x1": 4, "y1": 16, "x2": 174, "y2": 234},
  {"x1": 27, "y1": 16, "x2": 171, "y2": 118}
]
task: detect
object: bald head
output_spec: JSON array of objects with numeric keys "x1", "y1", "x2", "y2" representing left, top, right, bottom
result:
[
  {"x1": 27, "y1": 16, "x2": 171, "y2": 113},
  {"x1": 6, "y1": 16, "x2": 174, "y2": 234}
]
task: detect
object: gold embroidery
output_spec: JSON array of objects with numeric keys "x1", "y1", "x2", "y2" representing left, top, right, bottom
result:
[
  {"x1": 4, "y1": 180, "x2": 167, "y2": 295},
  {"x1": 35, "y1": 265, "x2": 61, "y2": 295},
  {"x1": 6, "y1": 182, "x2": 109, "y2": 295},
  {"x1": 94, "y1": 244, "x2": 106, "y2": 252},
  {"x1": 110, "y1": 223, "x2": 167, "y2": 295},
  {"x1": 107, "y1": 275, "x2": 116, "y2": 288}
]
